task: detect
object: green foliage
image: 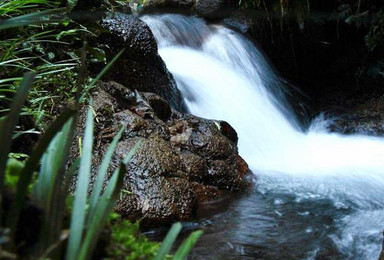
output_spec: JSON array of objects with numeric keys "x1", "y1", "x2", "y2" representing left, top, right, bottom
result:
[
  {"x1": 0, "y1": 72, "x2": 36, "y2": 207},
  {"x1": 0, "y1": 8, "x2": 132, "y2": 258},
  {"x1": 0, "y1": 1, "x2": 95, "y2": 129},
  {"x1": 108, "y1": 214, "x2": 161, "y2": 260},
  {"x1": 0, "y1": 3, "x2": 201, "y2": 260},
  {"x1": 5, "y1": 154, "x2": 37, "y2": 192},
  {"x1": 5, "y1": 158, "x2": 25, "y2": 189},
  {"x1": 108, "y1": 216, "x2": 203, "y2": 260},
  {"x1": 0, "y1": 0, "x2": 57, "y2": 17},
  {"x1": 0, "y1": 81, "x2": 133, "y2": 259}
]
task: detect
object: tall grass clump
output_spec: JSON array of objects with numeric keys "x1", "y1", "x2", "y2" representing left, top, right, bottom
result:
[{"x1": 0, "y1": 1, "x2": 202, "y2": 259}]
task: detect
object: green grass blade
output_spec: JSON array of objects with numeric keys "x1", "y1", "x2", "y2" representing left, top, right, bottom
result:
[
  {"x1": 33, "y1": 119, "x2": 72, "y2": 208},
  {"x1": 0, "y1": 8, "x2": 68, "y2": 30},
  {"x1": 6, "y1": 108, "x2": 76, "y2": 245},
  {"x1": 77, "y1": 164, "x2": 125, "y2": 260},
  {"x1": 173, "y1": 230, "x2": 203, "y2": 260},
  {"x1": 154, "y1": 223, "x2": 183, "y2": 260},
  {"x1": 31, "y1": 119, "x2": 73, "y2": 255},
  {"x1": 0, "y1": 78, "x2": 23, "y2": 84},
  {"x1": 88, "y1": 125, "x2": 125, "y2": 221},
  {"x1": 0, "y1": 72, "x2": 35, "y2": 225},
  {"x1": 66, "y1": 105, "x2": 94, "y2": 260}
]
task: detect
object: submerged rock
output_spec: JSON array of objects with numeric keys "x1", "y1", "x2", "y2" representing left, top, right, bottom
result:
[{"x1": 85, "y1": 81, "x2": 251, "y2": 226}]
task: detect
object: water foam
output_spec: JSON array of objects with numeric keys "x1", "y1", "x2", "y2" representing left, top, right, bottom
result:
[{"x1": 141, "y1": 14, "x2": 384, "y2": 258}]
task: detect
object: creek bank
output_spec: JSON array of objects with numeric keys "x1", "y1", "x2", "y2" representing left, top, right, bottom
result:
[
  {"x1": 78, "y1": 81, "x2": 251, "y2": 227},
  {"x1": 324, "y1": 95, "x2": 384, "y2": 136}
]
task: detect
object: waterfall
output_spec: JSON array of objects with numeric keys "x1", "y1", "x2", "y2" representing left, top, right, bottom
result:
[{"x1": 141, "y1": 14, "x2": 384, "y2": 259}]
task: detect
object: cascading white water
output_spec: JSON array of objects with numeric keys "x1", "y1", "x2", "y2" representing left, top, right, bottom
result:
[{"x1": 141, "y1": 14, "x2": 384, "y2": 259}]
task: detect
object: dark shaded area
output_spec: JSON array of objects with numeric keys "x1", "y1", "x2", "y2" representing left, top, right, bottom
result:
[
  {"x1": 236, "y1": 0, "x2": 384, "y2": 115},
  {"x1": 10, "y1": 115, "x2": 39, "y2": 155},
  {"x1": 1, "y1": 190, "x2": 43, "y2": 256}
]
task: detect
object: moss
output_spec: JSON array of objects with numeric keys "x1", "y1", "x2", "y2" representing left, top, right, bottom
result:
[
  {"x1": 107, "y1": 213, "x2": 162, "y2": 260},
  {"x1": 5, "y1": 154, "x2": 37, "y2": 192}
]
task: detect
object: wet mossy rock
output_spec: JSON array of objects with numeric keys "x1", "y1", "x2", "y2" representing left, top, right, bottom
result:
[
  {"x1": 87, "y1": 81, "x2": 251, "y2": 226},
  {"x1": 323, "y1": 95, "x2": 384, "y2": 136},
  {"x1": 97, "y1": 13, "x2": 185, "y2": 112}
]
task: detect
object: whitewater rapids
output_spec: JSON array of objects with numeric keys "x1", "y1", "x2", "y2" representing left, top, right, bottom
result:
[{"x1": 142, "y1": 14, "x2": 384, "y2": 259}]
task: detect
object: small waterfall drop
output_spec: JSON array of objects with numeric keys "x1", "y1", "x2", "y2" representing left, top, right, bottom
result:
[{"x1": 141, "y1": 14, "x2": 384, "y2": 259}]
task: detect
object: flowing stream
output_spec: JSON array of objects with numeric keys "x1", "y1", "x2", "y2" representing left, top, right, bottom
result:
[{"x1": 141, "y1": 14, "x2": 384, "y2": 259}]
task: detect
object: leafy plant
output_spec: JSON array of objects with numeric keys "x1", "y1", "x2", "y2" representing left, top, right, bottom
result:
[
  {"x1": 0, "y1": 8, "x2": 132, "y2": 257},
  {"x1": 108, "y1": 216, "x2": 203, "y2": 260},
  {"x1": 107, "y1": 214, "x2": 161, "y2": 260},
  {"x1": 1, "y1": 3, "x2": 202, "y2": 260},
  {"x1": 0, "y1": 72, "x2": 135, "y2": 259}
]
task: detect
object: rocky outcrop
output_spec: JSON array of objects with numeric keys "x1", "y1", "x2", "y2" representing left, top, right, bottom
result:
[
  {"x1": 94, "y1": 13, "x2": 185, "y2": 111},
  {"x1": 86, "y1": 81, "x2": 250, "y2": 226},
  {"x1": 326, "y1": 95, "x2": 384, "y2": 135}
]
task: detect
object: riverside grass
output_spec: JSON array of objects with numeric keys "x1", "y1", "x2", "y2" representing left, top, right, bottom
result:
[{"x1": 0, "y1": 2, "x2": 202, "y2": 259}]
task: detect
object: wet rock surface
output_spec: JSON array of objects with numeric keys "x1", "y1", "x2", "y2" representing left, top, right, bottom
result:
[
  {"x1": 326, "y1": 95, "x2": 384, "y2": 136},
  {"x1": 86, "y1": 81, "x2": 251, "y2": 226},
  {"x1": 95, "y1": 13, "x2": 185, "y2": 111}
]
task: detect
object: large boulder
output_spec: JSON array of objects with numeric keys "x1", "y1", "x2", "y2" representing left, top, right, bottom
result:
[
  {"x1": 94, "y1": 13, "x2": 185, "y2": 111},
  {"x1": 85, "y1": 81, "x2": 251, "y2": 226}
]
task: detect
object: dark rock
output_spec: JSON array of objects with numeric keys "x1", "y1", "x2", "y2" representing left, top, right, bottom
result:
[
  {"x1": 142, "y1": 0, "x2": 238, "y2": 19},
  {"x1": 326, "y1": 95, "x2": 384, "y2": 136},
  {"x1": 222, "y1": 15, "x2": 252, "y2": 33},
  {"x1": 190, "y1": 182, "x2": 224, "y2": 202},
  {"x1": 193, "y1": 0, "x2": 223, "y2": 17},
  {"x1": 81, "y1": 81, "x2": 251, "y2": 226},
  {"x1": 96, "y1": 13, "x2": 185, "y2": 111},
  {"x1": 181, "y1": 152, "x2": 208, "y2": 182},
  {"x1": 143, "y1": 93, "x2": 172, "y2": 121},
  {"x1": 219, "y1": 120, "x2": 238, "y2": 143},
  {"x1": 169, "y1": 115, "x2": 235, "y2": 160},
  {"x1": 144, "y1": 0, "x2": 195, "y2": 10}
]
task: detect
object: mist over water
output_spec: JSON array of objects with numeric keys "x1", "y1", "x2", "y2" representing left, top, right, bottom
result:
[{"x1": 142, "y1": 14, "x2": 384, "y2": 259}]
